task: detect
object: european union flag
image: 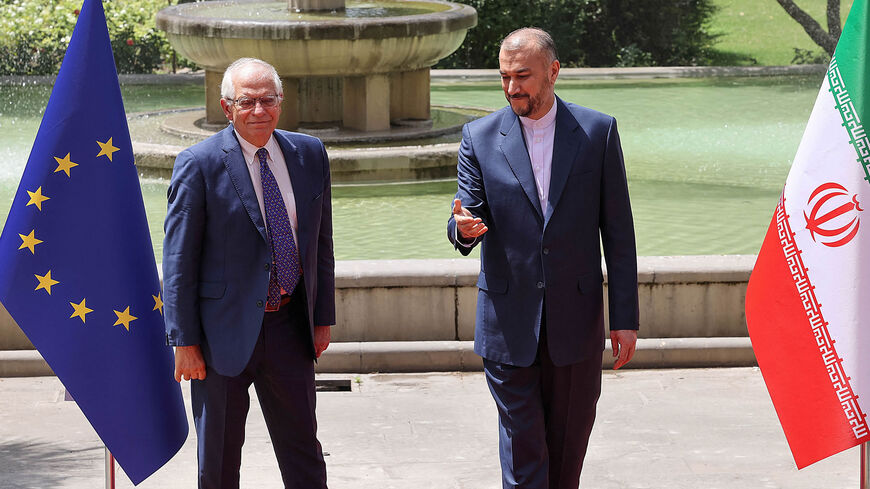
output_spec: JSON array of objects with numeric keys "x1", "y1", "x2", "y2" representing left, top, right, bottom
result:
[{"x1": 0, "y1": 0, "x2": 187, "y2": 484}]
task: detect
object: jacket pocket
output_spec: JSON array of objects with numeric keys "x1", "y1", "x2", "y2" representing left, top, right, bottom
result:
[
  {"x1": 577, "y1": 272, "x2": 603, "y2": 295},
  {"x1": 477, "y1": 272, "x2": 508, "y2": 294},
  {"x1": 198, "y1": 281, "x2": 226, "y2": 299}
]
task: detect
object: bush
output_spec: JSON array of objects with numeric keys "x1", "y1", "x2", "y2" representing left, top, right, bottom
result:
[
  {"x1": 438, "y1": 0, "x2": 718, "y2": 68},
  {"x1": 0, "y1": 0, "x2": 192, "y2": 75}
]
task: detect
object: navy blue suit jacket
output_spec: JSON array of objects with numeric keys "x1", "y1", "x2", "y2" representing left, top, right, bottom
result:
[
  {"x1": 448, "y1": 98, "x2": 639, "y2": 367},
  {"x1": 163, "y1": 126, "x2": 335, "y2": 377}
]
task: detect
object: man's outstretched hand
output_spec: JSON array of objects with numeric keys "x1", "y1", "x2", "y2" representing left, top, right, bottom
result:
[{"x1": 453, "y1": 199, "x2": 488, "y2": 240}]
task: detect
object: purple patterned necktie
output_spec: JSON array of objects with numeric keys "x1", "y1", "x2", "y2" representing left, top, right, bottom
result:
[{"x1": 257, "y1": 148, "x2": 301, "y2": 310}]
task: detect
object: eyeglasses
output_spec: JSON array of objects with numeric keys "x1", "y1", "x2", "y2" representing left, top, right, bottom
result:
[{"x1": 225, "y1": 94, "x2": 282, "y2": 111}]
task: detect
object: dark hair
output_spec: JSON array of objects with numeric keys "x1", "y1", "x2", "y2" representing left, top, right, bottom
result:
[{"x1": 501, "y1": 27, "x2": 559, "y2": 63}]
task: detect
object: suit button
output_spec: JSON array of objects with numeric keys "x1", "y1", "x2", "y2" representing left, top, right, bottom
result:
[
  {"x1": 536, "y1": 281, "x2": 544, "y2": 289},
  {"x1": 263, "y1": 263, "x2": 270, "y2": 271},
  {"x1": 543, "y1": 248, "x2": 550, "y2": 255},
  {"x1": 257, "y1": 300, "x2": 264, "y2": 308}
]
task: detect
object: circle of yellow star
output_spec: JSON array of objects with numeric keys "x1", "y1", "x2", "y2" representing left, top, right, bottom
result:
[
  {"x1": 18, "y1": 230, "x2": 43, "y2": 254},
  {"x1": 34, "y1": 270, "x2": 59, "y2": 295},
  {"x1": 96, "y1": 137, "x2": 120, "y2": 162},
  {"x1": 26, "y1": 187, "x2": 50, "y2": 210},
  {"x1": 153, "y1": 293, "x2": 164, "y2": 315},
  {"x1": 113, "y1": 306, "x2": 138, "y2": 331},
  {"x1": 53, "y1": 153, "x2": 78, "y2": 177},
  {"x1": 70, "y1": 298, "x2": 93, "y2": 324}
]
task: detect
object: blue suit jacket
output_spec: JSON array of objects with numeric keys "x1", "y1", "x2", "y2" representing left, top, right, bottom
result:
[
  {"x1": 447, "y1": 98, "x2": 639, "y2": 367},
  {"x1": 163, "y1": 126, "x2": 335, "y2": 377}
]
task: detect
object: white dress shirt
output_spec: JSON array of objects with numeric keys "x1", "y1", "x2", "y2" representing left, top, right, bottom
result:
[
  {"x1": 456, "y1": 99, "x2": 558, "y2": 247},
  {"x1": 235, "y1": 130, "x2": 299, "y2": 248},
  {"x1": 519, "y1": 99, "x2": 557, "y2": 215}
]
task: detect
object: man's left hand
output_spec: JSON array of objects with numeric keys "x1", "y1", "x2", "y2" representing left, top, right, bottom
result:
[
  {"x1": 314, "y1": 325, "x2": 331, "y2": 358},
  {"x1": 610, "y1": 329, "x2": 638, "y2": 370}
]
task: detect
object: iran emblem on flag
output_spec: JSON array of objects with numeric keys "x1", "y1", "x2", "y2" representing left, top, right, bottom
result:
[{"x1": 746, "y1": 0, "x2": 870, "y2": 469}]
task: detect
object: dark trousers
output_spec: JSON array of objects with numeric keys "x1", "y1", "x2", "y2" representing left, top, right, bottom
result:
[
  {"x1": 191, "y1": 286, "x2": 327, "y2": 489},
  {"x1": 484, "y1": 324, "x2": 603, "y2": 489}
]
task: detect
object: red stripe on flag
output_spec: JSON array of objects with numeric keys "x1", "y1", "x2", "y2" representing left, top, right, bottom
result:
[{"x1": 747, "y1": 207, "x2": 866, "y2": 468}]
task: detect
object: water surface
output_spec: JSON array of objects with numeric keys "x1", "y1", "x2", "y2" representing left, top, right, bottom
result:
[{"x1": 0, "y1": 76, "x2": 818, "y2": 260}]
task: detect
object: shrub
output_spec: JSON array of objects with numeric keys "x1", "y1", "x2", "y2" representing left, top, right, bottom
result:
[
  {"x1": 438, "y1": 0, "x2": 718, "y2": 68},
  {"x1": 0, "y1": 0, "x2": 191, "y2": 75}
]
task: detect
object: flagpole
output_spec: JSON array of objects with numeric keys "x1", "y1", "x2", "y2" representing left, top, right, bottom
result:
[
  {"x1": 862, "y1": 442, "x2": 869, "y2": 489},
  {"x1": 105, "y1": 448, "x2": 115, "y2": 489}
]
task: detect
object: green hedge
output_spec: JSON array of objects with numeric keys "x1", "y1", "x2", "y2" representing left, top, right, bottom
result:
[
  {"x1": 438, "y1": 0, "x2": 718, "y2": 68},
  {"x1": 0, "y1": 0, "x2": 189, "y2": 75}
]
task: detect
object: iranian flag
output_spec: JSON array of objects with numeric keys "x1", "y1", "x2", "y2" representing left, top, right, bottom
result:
[{"x1": 746, "y1": 1, "x2": 870, "y2": 469}]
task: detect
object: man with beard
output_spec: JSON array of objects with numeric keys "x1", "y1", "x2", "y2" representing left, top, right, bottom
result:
[{"x1": 447, "y1": 28, "x2": 639, "y2": 488}]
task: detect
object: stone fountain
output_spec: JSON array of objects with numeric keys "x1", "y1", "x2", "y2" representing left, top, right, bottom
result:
[{"x1": 155, "y1": 0, "x2": 477, "y2": 135}]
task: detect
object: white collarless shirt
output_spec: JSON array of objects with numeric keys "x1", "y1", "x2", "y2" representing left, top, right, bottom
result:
[
  {"x1": 235, "y1": 130, "x2": 299, "y2": 247},
  {"x1": 519, "y1": 99, "x2": 557, "y2": 215}
]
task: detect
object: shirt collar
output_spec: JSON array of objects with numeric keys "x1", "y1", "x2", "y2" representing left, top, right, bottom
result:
[
  {"x1": 519, "y1": 98, "x2": 558, "y2": 131},
  {"x1": 234, "y1": 128, "x2": 280, "y2": 167}
]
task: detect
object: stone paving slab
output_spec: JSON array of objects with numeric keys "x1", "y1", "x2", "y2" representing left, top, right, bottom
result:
[{"x1": 0, "y1": 368, "x2": 858, "y2": 488}]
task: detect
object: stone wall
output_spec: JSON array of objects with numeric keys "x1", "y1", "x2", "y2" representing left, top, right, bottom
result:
[{"x1": 0, "y1": 255, "x2": 754, "y2": 349}]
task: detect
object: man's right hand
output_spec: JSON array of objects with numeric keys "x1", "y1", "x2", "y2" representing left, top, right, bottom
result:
[
  {"x1": 453, "y1": 199, "x2": 488, "y2": 240},
  {"x1": 174, "y1": 345, "x2": 207, "y2": 382}
]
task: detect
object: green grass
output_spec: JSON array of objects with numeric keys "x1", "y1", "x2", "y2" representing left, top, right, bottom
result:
[{"x1": 709, "y1": 0, "x2": 853, "y2": 66}]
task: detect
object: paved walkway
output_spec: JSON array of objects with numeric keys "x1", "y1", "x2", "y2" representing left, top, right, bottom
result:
[{"x1": 0, "y1": 368, "x2": 858, "y2": 488}]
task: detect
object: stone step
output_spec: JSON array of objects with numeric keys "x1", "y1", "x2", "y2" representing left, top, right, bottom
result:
[{"x1": 0, "y1": 337, "x2": 755, "y2": 377}]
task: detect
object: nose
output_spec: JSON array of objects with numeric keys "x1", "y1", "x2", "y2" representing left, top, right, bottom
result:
[
  {"x1": 507, "y1": 78, "x2": 521, "y2": 95},
  {"x1": 252, "y1": 100, "x2": 267, "y2": 114}
]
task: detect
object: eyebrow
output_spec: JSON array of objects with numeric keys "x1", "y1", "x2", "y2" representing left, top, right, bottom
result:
[{"x1": 499, "y1": 68, "x2": 531, "y2": 75}]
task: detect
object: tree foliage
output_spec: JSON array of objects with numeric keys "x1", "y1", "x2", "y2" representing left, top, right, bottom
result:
[{"x1": 438, "y1": 0, "x2": 719, "y2": 68}]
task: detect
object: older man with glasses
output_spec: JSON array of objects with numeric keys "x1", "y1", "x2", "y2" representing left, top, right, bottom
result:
[{"x1": 163, "y1": 57, "x2": 335, "y2": 489}]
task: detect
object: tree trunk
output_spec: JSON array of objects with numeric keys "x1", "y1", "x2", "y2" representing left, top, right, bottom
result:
[{"x1": 775, "y1": 0, "x2": 838, "y2": 56}]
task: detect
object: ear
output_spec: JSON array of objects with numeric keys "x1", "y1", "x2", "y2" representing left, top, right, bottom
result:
[
  {"x1": 549, "y1": 59, "x2": 561, "y2": 84},
  {"x1": 220, "y1": 98, "x2": 233, "y2": 122}
]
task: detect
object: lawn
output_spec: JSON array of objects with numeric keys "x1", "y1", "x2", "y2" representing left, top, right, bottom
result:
[{"x1": 709, "y1": 0, "x2": 854, "y2": 65}]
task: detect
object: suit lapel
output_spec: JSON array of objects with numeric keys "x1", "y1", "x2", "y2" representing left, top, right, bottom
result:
[
  {"x1": 220, "y1": 126, "x2": 268, "y2": 242},
  {"x1": 545, "y1": 98, "x2": 581, "y2": 225},
  {"x1": 274, "y1": 132, "x2": 310, "y2": 260},
  {"x1": 498, "y1": 110, "x2": 544, "y2": 221}
]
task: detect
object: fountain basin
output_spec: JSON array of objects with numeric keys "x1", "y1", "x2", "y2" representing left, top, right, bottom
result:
[{"x1": 156, "y1": 0, "x2": 477, "y2": 132}]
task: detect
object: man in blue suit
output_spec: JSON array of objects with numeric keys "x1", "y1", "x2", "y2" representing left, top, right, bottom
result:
[
  {"x1": 448, "y1": 28, "x2": 639, "y2": 488},
  {"x1": 163, "y1": 58, "x2": 334, "y2": 489}
]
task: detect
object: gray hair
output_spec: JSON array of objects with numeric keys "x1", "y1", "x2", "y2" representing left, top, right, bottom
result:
[
  {"x1": 220, "y1": 58, "x2": 283, "y2": 99},
  {"x1": 500, "y1": 28, "x2": 559, "y2": 63}
]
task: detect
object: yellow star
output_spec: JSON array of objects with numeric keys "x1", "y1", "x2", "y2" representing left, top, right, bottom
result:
[
  {"x1": 26, "y1": 187, "x2": 50, "y2": 210},
  {"x1": 70, "y1": 298, "x2": 93, "y2": 324},
  {"x1": 153, "y1": 293, "x2": 164, "y2": 315},
  {"x1": 113, "y1": 306, "x2": 137, "y2": 331},
  {"x1": 18, "y1": 230, "x2": 43, "y2": 254},
  {"x1": 96, "y1": 137, "x2": 120, "y2": 162},
  {"x1": 53, "y1": 153, "x2": 78, "y2": 177},
  {"x1": 34, "y1": 270, "x2": 59, "y2": 295}
]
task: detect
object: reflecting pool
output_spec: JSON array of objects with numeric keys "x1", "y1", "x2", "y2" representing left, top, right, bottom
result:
[{"x1": 0, "y1": 75, "x2": 821, "y2": 260}]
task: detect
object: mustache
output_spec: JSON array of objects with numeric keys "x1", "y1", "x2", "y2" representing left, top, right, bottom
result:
[{"x1": 508, "y1": 94, "x2": 529, "y2": 100}]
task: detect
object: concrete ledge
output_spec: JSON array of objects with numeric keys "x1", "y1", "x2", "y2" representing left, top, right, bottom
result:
[
  {"x1": 1, "y1": 65, "x2": 826, "y2": 87},
  {"x1": 433, "y1": 65, "x2": 827, "y2": 82},
  {"x1": 0, "y1": 350, "x2": 54, "y2": 377},
  {"x1": 0, "y1": 338, "x2": 755, "y2": 377}
]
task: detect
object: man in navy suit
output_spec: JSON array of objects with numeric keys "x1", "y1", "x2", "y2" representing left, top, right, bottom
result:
[
  {"x1": 448, "y1": 28, "x2": 639, "y2": 488},
  {"x1": 163, "y1": 58, "x2": 334, "y2": 489}
]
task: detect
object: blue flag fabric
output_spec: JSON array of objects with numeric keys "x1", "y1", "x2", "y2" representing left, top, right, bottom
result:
[{"x1": 0, "y1": 0, "x2": 187, "y2": 484}]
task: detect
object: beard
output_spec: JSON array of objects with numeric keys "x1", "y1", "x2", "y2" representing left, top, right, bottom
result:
[{"x1": 506, "y1": 91, "x2": 545, "y2": 118}]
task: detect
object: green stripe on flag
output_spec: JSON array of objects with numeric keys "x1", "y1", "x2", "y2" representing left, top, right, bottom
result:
[
  {"x1": 828, "y1": 0, "x2": 870, "y2": 183},
  {"x1": 833, "y1": 0, "x2": 869, "y2": 118}
]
